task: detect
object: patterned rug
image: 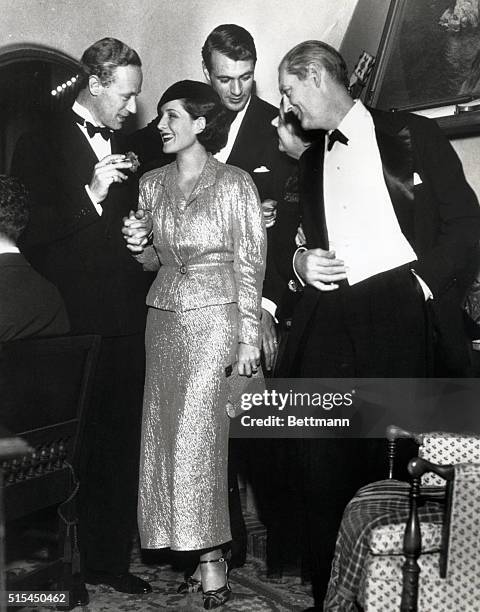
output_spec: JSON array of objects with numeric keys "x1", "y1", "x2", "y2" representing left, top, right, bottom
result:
[
  {"x1": 73, "y1": 556, "x2": 313, "y2": 612},
  {"x1": 11, "y1": 539, "x2": 313, "y2": 611}
]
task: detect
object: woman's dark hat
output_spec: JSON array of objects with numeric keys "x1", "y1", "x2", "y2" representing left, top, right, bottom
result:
[{"x1": 157, "y1": 80, "x2": 220, "y2": 114}]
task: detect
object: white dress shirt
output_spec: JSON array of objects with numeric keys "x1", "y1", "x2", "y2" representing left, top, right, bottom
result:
[
  {"x1": 324, "y1": 100, "x2": 418, "y2": 285},
  {"x1": 72, "y1": 100, "x2": 112, "y2": 216},
  {"x1": 214, "y1": 97, "x2": 251, "y2": 164}
]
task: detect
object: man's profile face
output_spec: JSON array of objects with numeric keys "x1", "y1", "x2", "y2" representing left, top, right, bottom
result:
[
  {"x1": 271, "y1": 102, "x2": 303, "y2": 159},
  {"x1": 92, "y1": 65, "x2": 142, "y2": 130},
  {"x1": 279, "y1": 66, "x2": 321, "y2": 130},
  {"x1": 203, "y1": 50, "x2": 255, "y2": 112}
]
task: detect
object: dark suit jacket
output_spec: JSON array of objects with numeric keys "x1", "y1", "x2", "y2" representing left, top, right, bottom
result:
[
  {"x1": 289, "y1": 108, "x2": 480, "y2": 374},
  {"x1": 11, "y1": 111, "x2": 152, "y2": 336},
  {"x1": 0, "y1": 252, "x2": 70, "y2": 342},
  {"x1": 225, "y1": 95, "x2": 286, "y2": 202}
]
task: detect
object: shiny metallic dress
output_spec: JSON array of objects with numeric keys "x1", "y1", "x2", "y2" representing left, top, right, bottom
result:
[{"x1": 136, "y1": 156, "x2": 265, "y2": 551}]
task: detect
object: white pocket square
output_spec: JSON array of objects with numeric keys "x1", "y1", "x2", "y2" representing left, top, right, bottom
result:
[
  {"x1": 413, "y1": 172, "x2": 423, "y2": 186},
  {"x1": 253, "y1": 166, "x2": 270, "y2": 173}
]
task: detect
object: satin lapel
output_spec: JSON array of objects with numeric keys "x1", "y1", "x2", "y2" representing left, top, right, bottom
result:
[
  {"x1": 371, "y1": 109, "x2": 416, "y2": 245},
  {"x1": 58, "y1": 113, "x2": 98, "y2": 186},
  {"x1": 227, "y1": 96, "x2": 259, "y2": 169},
  {"x1": 300, "y1": 138, "x2": 329, "y2": 250}
]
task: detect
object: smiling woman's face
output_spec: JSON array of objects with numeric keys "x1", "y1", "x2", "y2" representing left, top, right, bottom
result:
[{"x1": 157, "y1": 99, "x2": 200, "y2": 154}]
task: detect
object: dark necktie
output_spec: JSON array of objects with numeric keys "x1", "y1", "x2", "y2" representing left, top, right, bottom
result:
[
  {"x1": 327, "y1": 129, "x2": 348, "y2": 151},
  {"x1": 73, "y1": 112, "x2": 112, "y2": 141}
]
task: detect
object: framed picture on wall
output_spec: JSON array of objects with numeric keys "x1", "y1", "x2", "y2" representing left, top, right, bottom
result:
[{"x1": 365, "y1": 0, "x2": 480, "y2": 135}]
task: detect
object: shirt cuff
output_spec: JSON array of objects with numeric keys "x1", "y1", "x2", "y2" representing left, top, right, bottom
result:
[
  {"x1": 85, "y1": 184, "x2": 103, "y2": 216},
  {"x1": 262, "y1": 297, "x2": 278, "y2": 322},
  {"x1": 411, "y1": 269, "x2": 433, "y2": 301},
  {"x1": 293, "y1": 246, "x2": 307, "y2": 287}
]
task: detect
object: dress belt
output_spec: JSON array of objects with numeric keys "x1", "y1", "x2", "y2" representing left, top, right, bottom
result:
[{"x1": 163, "y1": 261, "x2": 233, "y2": 275}]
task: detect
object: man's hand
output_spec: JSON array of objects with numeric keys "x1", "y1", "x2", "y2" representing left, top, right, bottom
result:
[
  {"x1": 262, "y1": 199, "x2": 277, "y2": 228},
  {"x1": 89, "y1": 154, "x2": 133, "y2": 203},
  {"x1": 237, "y1": 342, "x2": 261, "y2": 377},
  {"x1": 260, "y1": 308, "x2": 277, "y2": 371},
  {"x1": 122, "y1": 209, "x2": 153, "y2": 253},
  {"x1": 294, "y1": 248, "x2": 347, "y2": 291}
]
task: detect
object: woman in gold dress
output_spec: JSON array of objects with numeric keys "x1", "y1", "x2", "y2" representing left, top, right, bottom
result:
[{"x1": 129, "y1": 80, "x2": 265, "y2": 608}]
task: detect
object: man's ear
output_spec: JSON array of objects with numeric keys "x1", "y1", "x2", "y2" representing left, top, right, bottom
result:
[
  {"x1": 202, "y1": 61, "x2": 212, "y2": 84},
  {"x1": 307, "y1": 62, "x2": 322, "y2": 88},
  {"x1": 88, "y1": 74, "x2": 103, "y2": 96},
  {"x1": 194, "y1": 116, "x2": 206, "y2": 134}
]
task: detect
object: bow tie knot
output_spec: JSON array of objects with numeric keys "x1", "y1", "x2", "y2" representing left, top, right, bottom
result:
[
  {"x1": 85, "y1": 122, "x2": 112, "y2": 141},
  {"x1": 73, "y1": 112, "x2": 112, "y2": 141},
  {"x1": 327, "y1": 128, "x2": 349, "y2": 151}
]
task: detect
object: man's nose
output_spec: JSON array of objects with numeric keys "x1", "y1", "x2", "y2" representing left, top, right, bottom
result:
[
  {"x1": 126, "y1": 97, "x2": 137, "y2": 114},
  {"x1": 230, "y1": 80, "x2": 242, "y2": 96},
  {"x1": 281, "y1": 93, "x2": 293, "y2": 113},
  {"x1": 271, "y1": 116, "x2": 279, "y2": 128}
]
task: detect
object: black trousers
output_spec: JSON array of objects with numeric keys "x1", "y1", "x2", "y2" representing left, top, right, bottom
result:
[
  {"x1": 287, "y1": 265, "x2": 429, "y2": 605},
  {"x1": 78, "y1": 333, "x2": 145, "y2": 575}
]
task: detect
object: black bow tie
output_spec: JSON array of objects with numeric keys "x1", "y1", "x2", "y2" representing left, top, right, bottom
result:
[
  {"x1": 327, "y1": 129, "x2": 349, "y2": 151},
  {"x1": 85, "y1": 122, "x2": 112, "y2": 141},
  {"x1": 73, "y1": 113, "x2": 112, "y2": 141}
]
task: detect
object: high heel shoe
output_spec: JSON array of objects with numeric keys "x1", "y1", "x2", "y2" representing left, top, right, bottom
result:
[
  {"x1": 200, "y1": 556, "x2": 232, "y2": 609},
  {"x1": 177, "y1": 566, "x2": 202, "y2": 593}
]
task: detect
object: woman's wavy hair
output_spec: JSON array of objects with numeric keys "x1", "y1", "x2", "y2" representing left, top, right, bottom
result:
[
  {"x1": 183, "y1": 99, "x2": 230, "y2": 154},
  {"x1": 157, "y1": 81, "x2": 231, "y2": 154}
]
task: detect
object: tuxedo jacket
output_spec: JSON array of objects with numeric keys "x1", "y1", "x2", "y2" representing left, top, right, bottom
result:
[
  {"x1": 290, "y1": 108, "x2": 480, "y2": 373},
  {"x1": 11, "y1": 111, "x2": 152, "y2": 336},
  {"x1": 225, "y1": 94, "x2": 286, "y2": 202},
  {"x1": 0, "y1": 252, "x2": 70, "y2": 342}
]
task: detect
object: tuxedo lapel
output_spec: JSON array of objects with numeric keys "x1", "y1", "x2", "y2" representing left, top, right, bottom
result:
[
  {"x1": 300, "y1": 137, "x2": 329, "y2": 250},
  {"x1": 371, "y1": 109, "x2": 416, "y2": 246},
  {"x1": 226, "y1": 95, "x2": 272, "y2": 171},
  {"x1": 57, "y1": 113, "x2": 99, "y2": 186},
  {"x1": 227, "y1": 98, "x2": 257, "y2": 169}
]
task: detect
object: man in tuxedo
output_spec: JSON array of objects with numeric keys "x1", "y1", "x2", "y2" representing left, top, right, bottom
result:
[
  {"x1": 277, "y1": 40, "x2": 480, "y2": 608},
  {"x1": 0, "y1": 175, "x2": 69, "y2": 342},
  {"x1": 202, "y1": 24, "x2": 288, "y2": 567},
  {"x1": 11, "y1": 38, "x2": 152, "y2": 595}
]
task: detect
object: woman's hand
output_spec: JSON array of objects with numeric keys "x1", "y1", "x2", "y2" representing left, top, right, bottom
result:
[
  {"x1": 122, "y1": 209, "x2": 153, "y2": 253},
  {"x1": 237, "y1": 342, "x2": 261, "y2": 377}
]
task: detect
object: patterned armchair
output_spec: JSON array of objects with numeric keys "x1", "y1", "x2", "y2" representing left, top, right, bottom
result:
[{"x1": 325, "y1": 427, "x2": 480, "y2": 612}]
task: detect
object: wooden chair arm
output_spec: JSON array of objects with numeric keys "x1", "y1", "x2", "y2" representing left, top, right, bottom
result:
[
  {"x1": 385, "y1": 425, "x2": 423, "y2": 479},
  {"x1": 401, "y1": 458, "x2": 454, "y2": 611},
  {"x1": 408, "y1": 457, "x2": 454, "y2": 481},
  {"x1": 386, "y1": 425, "x2": 423, "y2": 444}
]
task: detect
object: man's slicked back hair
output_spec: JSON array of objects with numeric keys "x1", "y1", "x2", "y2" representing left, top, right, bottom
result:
[
  {"x1": 202, "y1": 24, "x2": 257, "y2": 72},
  {"x1": 280, "y1": 40, "x2": 348, "y2": 88},
  {"x1": 79, "y1": 37, "x2": 141, "y2": 88}
]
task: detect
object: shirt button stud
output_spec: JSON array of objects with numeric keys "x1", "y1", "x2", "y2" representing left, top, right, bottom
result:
[{"x1": 180, "y1": 265, "x2": 187, "y2": 275}]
